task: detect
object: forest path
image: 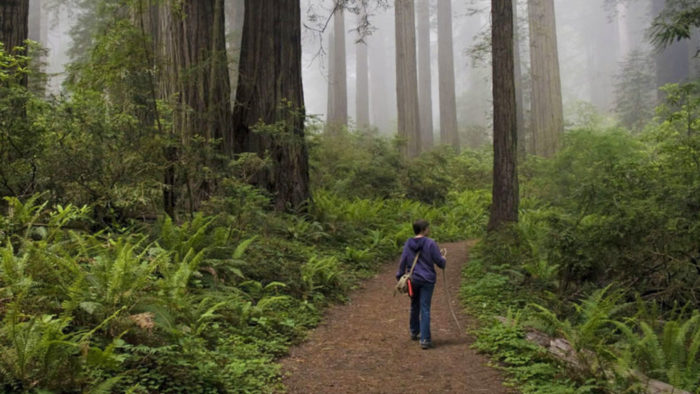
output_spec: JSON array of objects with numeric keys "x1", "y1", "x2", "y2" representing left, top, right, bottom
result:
[{"x1": 280, "y1": 241, "x2": 510, "y2": 393}]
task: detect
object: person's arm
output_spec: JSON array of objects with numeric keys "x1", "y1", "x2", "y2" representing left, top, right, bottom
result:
[
  {"x1": 396, "y1": 247, "x2": 408, "y2": 280},
  {"x1": 430, "y1": 240, "x2": 446, "y2": 269}
]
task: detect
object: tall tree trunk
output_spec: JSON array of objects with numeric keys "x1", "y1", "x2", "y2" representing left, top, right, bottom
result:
[
  {"x1": 395, "y1": 0, "x2": 421, "y2": 158},
  {"x1": 513, "y1": 0, "x2": 526, "y2": 158},
  {"x1": 327, "y1": 6, "x2": 347, "y2": 131},
  {"x1": 1, "y1": 0, "x2": 30, "y2": 86},
  {"x1": 369, "y1": 13, "x2": 395, "y2": 134},
  {"x1": 527, "y1": 0, "x2": 562, "y2": 157},
  {"x1": 356, "y1": 37, "x2": 370, "y2": 129},
  {"x1": 437, "y1": 0, "x2": 459, "y2": 151},
  {"x1": 489, "y1": 0, "x2": 519, "y2": 231},
  {"x1": 154, "y1": 0, "x2": 232, "y2": 215},
  {"x1": 416, "y1": 0, "x2": 433, "y2": 150},
  {"x1": 232, "y1": 0, "x2": 310, "y2": 211}
]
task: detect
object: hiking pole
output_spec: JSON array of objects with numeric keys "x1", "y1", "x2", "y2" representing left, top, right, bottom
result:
[{"x1": 441, "y1": 268, "x2": 463, "y2": 333}]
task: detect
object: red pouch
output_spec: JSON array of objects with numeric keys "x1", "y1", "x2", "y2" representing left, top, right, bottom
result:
[{"x1": 407, "y1": 278, "x2": 414, "y2": 297}]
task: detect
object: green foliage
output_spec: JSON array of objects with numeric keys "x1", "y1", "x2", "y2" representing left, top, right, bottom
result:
[{"x1": 466, "y1": 85, "x2": 700, "y2": 392}]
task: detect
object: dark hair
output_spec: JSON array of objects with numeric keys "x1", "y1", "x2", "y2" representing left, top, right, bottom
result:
[{"x1": 413, "y1": 219, "x2": 430, "y2": 235}]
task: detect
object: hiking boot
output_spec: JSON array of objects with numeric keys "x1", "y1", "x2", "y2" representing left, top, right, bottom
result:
[
  {"x1": 420, "y1": 341, "x2": 433, "y2": 350},
  {"x1": 411, "y1": 333, "x2": 419, "y2": 341}
]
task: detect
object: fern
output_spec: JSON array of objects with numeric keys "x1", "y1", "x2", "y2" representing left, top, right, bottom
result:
[{"x1": 614, "y1": 312, "x2": 700, "y2": 391}]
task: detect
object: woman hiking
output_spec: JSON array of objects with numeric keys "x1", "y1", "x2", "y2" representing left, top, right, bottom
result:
[{"x1": 395, "y1": 219, "x2": 447, "y2": 349}]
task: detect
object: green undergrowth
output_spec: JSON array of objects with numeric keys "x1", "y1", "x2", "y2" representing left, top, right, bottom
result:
[
  {"x1": 0, "y1": 185, "x2": 489, "y2": 393},
  {"x1": 462, "y1": 84, "x2": 700, "y2": 393}
]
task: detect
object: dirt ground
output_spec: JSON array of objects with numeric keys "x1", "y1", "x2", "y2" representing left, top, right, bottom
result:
[{"x1": 280, "y1": 241, "x2": 511, "y2": 393}]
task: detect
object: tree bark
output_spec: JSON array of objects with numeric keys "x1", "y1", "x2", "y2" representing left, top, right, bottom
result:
[
  {"x1": 513, "y1": 0, "x2": 526, "y2": 158},
  {"x1": 356, "y1": 37, "x2": 370, "y2": 129},
  {"x1": 1, "y1": 0, "x2": 29, "y2": 86},
  {"x1": 489, "y1": 0, "x2": 519, "y2": 231},
  {"x1": 327, "y1": 6, "x2": 348, "y2": 131},
  {"x1": 232, "y1": 0, "x2": 310, "y2": 211},
  {"x1": 527, "y1": 0, "x2": 563, "y2": 157},
  {"x1": 152, "y1": 0, "x2": 232, "y2": 215},
  {"x1": 437, "y1": 0, "x2": 459, "y2": 152},
  {"x1": 395, "y1": 0, "x2": 421, "y2": 158},
  {"x1": 416, "y1": 0, "x2": 433, "y2": 150}
]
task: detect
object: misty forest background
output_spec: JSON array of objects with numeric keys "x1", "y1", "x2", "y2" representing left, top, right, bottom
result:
[{"x1": 1, "y1": 0, "x2": 700, "y2": 392}]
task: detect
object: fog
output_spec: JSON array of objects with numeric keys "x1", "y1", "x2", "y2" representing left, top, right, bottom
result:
[{"x1": 29, "y1": 0, "x2": 697, "y2": 140}]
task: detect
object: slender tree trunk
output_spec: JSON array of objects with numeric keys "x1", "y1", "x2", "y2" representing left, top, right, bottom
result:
[
  {"x1": 513, "y1": 0, "x2": 526, "y2": 158},
  {"x1": 416, "y1": 0, "x2": 433, "y2": 150},
  {"x1": 489, "y1": 0, "x2": 519, "y2": 231},
  {"x1": 327, "y1": 6, "x2": 348, "y2": 130},
  {"x1": 395, "y1": 0, "x2": 421, "y2": 158},
  {"x1": 527, "y1": 0, "x2": 562, "y2": 157},
  {"x1": 1, "y1": 0, "x2": 30, "y2": 86},
  {"x1": 437, "y1": 0, "x2": 459, "y2": 151},
  {"x1": 356, "y1": 37, "x2": 370, "y2": 129},
  {"x1": 232, "y1": 0, "x2": 310, "y2": 211}
]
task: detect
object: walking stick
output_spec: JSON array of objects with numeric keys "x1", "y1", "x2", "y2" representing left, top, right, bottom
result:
[{"x1": 440, "y1": 249, "x2": 463, "y2": 333}]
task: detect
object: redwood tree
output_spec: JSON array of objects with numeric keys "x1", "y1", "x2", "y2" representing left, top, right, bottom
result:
[
  {"x1": 327, "y1": 6, "x2": 348, "y2": 130},
  {"x1": 437, "y1": 0, "x2": 459, "y2": 151},
  {"x1": 416, "y1": 0, "x2": 433, "y2": 150},
  {"x1": 395, "y1": 0, "x2": 421, "y2": 158},
  {"x1": 232, "y1": 0, "x2": 310, "y2": 211},
  {"x1": 527, "y1": 0, "x2": 563, "y2": 157},
  {"x1": 151, "y1": 0, "x2": 232, "y2": 215},
  {"x1": 488, "y1": 0, "x2": 519, "y2": 231},
  {"x1": 1, "y1": 0, "x2": 29, "y2": 86},
  {"x1": 356, "y1": 38, "x2": 370, "y2": 129}
]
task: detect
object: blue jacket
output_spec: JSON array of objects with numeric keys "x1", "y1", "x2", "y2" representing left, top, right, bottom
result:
[{"x1": 395, "y1": 236, "x2": 446, "y2": 284}]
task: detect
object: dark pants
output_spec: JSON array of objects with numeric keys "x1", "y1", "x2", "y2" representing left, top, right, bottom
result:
[{"x1": 409, "y1": 281, "x2": 435, "y2": 344}]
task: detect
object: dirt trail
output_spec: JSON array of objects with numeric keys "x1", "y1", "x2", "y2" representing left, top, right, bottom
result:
[{"x1": 280, "y1": 241, "x2": 510, "y2": 393}]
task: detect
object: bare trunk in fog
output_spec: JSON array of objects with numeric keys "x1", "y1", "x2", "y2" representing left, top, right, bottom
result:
[
  {"x1": 369, "y1": 26, "x2": 394, "y2": 134},
  {"x1": 1, "y1": 0, "x2": 29, "y2": 86},
  {"x1": 527, "y1": 0, "x2": 562, "y2": 157},
  {"x1": 437, "y1": 0, "x2": 459, "y2": 151},
  {"x1": 489, "y1": 0, "x2": 519, "y2": 231},
  {"x1": 395, "y1": 0, "x2": 421, "y2": 158},
  {"x1": 225, "y1": 0, "x2": 245, "y2": 100},
  {"x1": 233, "y1": 0, "x2": 310, "y2": 211},
  {"x1": 513, "y1": 0, "x2": 526, "y2": 158},
  {"x1": 356, "y1": 38, "x2": 370, "y2": 129},
  {"x1": 416, "y1": 0, "x2": 433, "y2": 150},
  {"x1": 327, "y1": 7, "x2": 348, "y2": 130},
  {"x1": 28, "y1": 0, "x2": 47, "y2": 92},
  {"x1": 28, "y1": 0, "x2": 47, "y2": 47}
]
